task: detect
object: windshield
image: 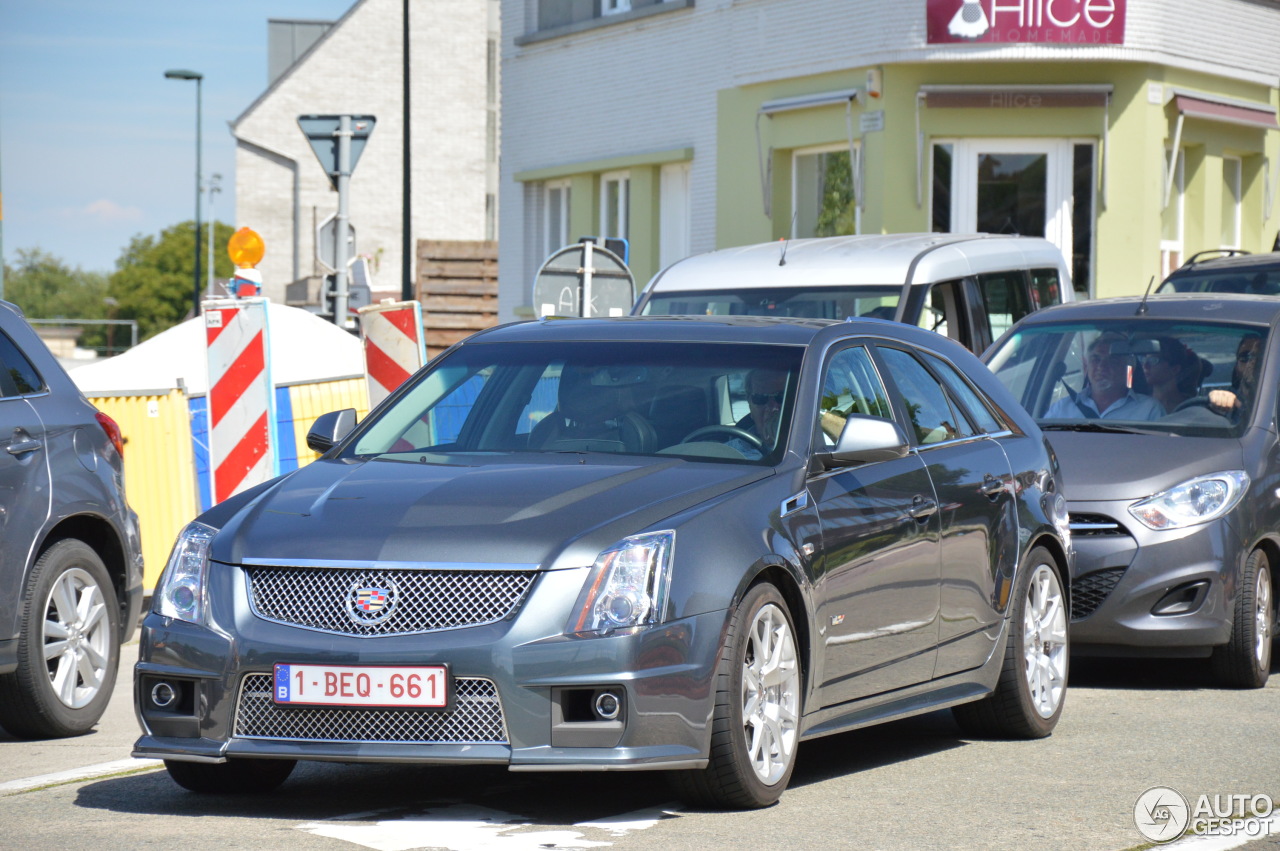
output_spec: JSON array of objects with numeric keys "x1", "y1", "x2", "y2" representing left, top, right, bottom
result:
[
  {"x1": 985, "y1": 318, "x2": 1267, "y2": 437},
  {"x1": 348, "y1": 340, "x2": 805, "y2": 464},
  {"x1": 641, "y1": 286, "x2": 900, "y2": 321}
]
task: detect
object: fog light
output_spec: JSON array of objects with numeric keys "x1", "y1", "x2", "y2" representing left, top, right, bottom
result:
[
  {"x1": 1152, "y1": 581, "x2": 1210, "y2": 616},
  {"x1": 151, "y1": 681, "x2": 178, "y2": 708},
  {"x1": 594, "y1": 690, "x2": 621, "y2": 720}
]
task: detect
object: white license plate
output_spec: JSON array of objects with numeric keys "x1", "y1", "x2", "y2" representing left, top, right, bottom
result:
[{"x1": 272, "y1": 664, "x2": 450, "y2": 708}]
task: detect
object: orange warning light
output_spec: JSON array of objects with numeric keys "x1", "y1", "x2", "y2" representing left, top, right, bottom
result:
[{"x1": 227, "y1": 227, "x2": 265, "y2": 268}]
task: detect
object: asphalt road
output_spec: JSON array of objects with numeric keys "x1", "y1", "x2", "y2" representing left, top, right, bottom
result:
[{"x1": 1, "y1": 643, "x2": 1278, "y2": 851}]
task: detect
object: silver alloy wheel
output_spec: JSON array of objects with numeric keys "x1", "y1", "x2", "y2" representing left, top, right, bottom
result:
[
  {"x1": 741, "y1": 602, "x2": 800, "y2": 785},
  {"x1": 42, "y1": 567, "x2": 112, "y2": 709},
  {"x1": 1023, "y1": 564, "x2": 1068, "y2": 719},
  {"x1": 1254, "y1": 567, "x2": 1272, "y2": 670}
]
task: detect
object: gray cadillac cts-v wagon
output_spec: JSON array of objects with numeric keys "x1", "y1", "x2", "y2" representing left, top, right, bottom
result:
[{"x1": 135, "y1": 315, "x2": 1072, "y2": 808}]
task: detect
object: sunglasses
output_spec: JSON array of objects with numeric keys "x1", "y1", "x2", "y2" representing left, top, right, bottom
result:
[
  {"x1": 1237, "y1": 351, "x2": 1258, "y2": 364},
  {"x1": 748, "y1": 391, "x2": 784, "y2": 406},
  {"x1": 1139, "y1": 354, "x2": 1168, "y2": 367}
]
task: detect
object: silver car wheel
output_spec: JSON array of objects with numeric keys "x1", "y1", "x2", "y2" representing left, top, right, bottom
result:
[
  {"x1": 1022, "y1": 563, "x2": 1068, "y2": 719},
  {"x1": 42, "y1": 566, "x2": 111, "y2": 710},
  {"x1": 741, "y1": 602, "x2": 800, "y2": 786},
  {"x1": 1254, "y1": 567, "x2": 1272, "y2": 670}
]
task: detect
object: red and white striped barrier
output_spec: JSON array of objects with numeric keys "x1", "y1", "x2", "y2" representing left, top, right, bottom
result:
[
  {"x1": 204, "y1": 297, "x2": 275, "y2": 504},
  {"x1": 358, "y1": 300, "x2": 426, "y2": 409}
]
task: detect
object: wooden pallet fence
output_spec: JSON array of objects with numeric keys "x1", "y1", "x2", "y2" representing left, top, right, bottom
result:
[{"x1": 415, "y1": 240, "x2": 499, "y2": 359}]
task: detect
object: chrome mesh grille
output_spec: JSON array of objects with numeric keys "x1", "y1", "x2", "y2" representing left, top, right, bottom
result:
[
  {"x1": 245, "y1": 566, "x2": 536, "y2": 636},
  {"x1": 233, "y1": 673, "x2": 508, "y2": 744},
  {"x1": 1071, "y1": 568, "x2": 1126, "y2": 621}
]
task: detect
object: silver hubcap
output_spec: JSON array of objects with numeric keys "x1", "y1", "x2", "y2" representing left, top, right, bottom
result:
[
  {"x1": 1023, "y1": 564, "x2": 1068, "y2": 719},
  {"x1": 42, "y1": 568, "x2": 110, "y2": 709},
  {"x1": 1254, "y1": 567, "x2": 1272, "y2": 670},
  {"x1": 742, "y1": 602, "x2": 800, "y2": 785}
]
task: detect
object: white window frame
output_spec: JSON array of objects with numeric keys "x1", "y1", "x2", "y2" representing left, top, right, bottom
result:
[
  {"x1": 544, "y1": 179, "x2": 571, "y2": 261},
  {"x1": 602, "y1": 0, "x2": 631, "y2": 15},
  {"x1": 791, "y1": 142, "x2": 861, "y2": 239},
  {"x1": 600, "y1": 171, "x2": 630, "y2": 241},
  {"x1": 1221, "y1": 155, "x2": 1242, "y2": 250},
  {"x1": 1161, "y1": 146, "x2": 1185, "y2": 277},
  {"x1": 659, "y1": 162, "x2": 691, "y2": 270}
]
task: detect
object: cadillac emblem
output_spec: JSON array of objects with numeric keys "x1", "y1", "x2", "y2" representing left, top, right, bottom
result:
[{"x1": 346, "y1": 577, "x2": 399, "y2": 626}]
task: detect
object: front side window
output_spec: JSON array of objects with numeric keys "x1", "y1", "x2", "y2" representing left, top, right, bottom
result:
[
  {"x1": 817, "y1": 345, "x2": 893, "y2": 447},
  {"x1": 978, "y1": 271, "x2": 1032, "y2": 343},
  {"x1": 986, "y1": 319, "x2": 1266, "y2": 436},
  {"x1": 349, "y1": 340, "x2": 804, "y2": 465}
]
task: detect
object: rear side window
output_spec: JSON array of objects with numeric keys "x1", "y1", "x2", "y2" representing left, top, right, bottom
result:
[
  {"x1": 878, "y1": 346, "x2": 975, "y2": 445},
  {"x1": 978, "y1": 271, "x2": 1032, "y2": 342},
  {"x1": 0, "y1": 331, "x2": 45, "y2": 397},
  {"x1": 1030, "y1": 268, "x2": 1065, "y2": 308}
]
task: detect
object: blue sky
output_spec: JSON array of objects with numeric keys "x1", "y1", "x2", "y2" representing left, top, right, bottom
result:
[{"x1": 0, "y1": 0, "x2": 357, "y2": 275}]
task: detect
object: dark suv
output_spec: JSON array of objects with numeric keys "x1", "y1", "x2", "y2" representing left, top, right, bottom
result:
[
  {"x1": 0, "y1": 300, "x2": 142, "y2": 738},
  {"x1": 1158, "y1": 249, "x2": 1280, "y2": 296}
]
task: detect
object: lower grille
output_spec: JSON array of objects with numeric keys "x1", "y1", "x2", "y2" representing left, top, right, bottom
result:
[
  {"x1": 233, "y1": 673, "x2": 508, "y2": 744},
  {"x1": 1071, "y1": 568, "x2": 1126, "y2": 621}
]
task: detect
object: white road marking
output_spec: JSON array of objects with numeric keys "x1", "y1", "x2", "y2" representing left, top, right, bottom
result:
[
  {"x1": 1162, "y1": 813, "x2": 1280, "y2": 850},
  {"x1": 297, "y1": 802, "x2": 676, "y2": 851},
  {"x1": 0, "y1": 758, "x2": 162, "y2": 794}
]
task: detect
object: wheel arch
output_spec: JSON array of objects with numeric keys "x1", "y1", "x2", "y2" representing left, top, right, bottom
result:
[
  {"x1": 1026, "y1": 531, "x2": 1071, "y2": 615},
  {"x1": 38, "y1": 515, "x2": 129, "y2": 633},
  {"x1": 742, "y1": 562, "x2": 812, "y2": 691}
]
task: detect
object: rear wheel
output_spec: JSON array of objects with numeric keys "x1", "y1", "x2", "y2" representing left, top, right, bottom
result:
[
  {"x1": 0, "y1": 539, "x2": 120, "y2": 738},
  {"x1": 164, "y1": 758, "x2": 297, "y2": 794},
  {"x1": 1211, "y1": 549, "x2": 1272, "y2": 689},
  {"x1": 954, "y1": 549, "x2": 1068, "y2": 739},
  {"x1": 669, "y1": 583, "x2": 801, "y2": 809}
]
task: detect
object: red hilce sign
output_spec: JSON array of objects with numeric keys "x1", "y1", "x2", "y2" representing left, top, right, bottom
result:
[{"x1": 927, "y1": 0, "x2": 1126, "y2": 45}]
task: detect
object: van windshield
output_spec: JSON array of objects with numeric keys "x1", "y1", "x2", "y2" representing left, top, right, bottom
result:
[{"x1": 640, "y1": 286, "x2": 901, "y2": 321}]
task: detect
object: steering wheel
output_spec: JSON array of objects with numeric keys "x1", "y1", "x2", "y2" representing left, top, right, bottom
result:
[
  {"x1": 1173, "y1": 395, "x2": 1211, "y2": 412},
  {"x1": 682, "y1": 425, "x2": 763, "y2": 449}
]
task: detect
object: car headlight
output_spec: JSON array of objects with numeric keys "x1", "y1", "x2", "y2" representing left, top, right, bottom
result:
[
  {"x1": 154, "y1": 521, "x2": 217, "y2": 623},
  {"x1": 572, "y1": 531, "x2": 675, "y2": 634},
  {"x1": 1128, "y1": 471, "x2": 1249, "y2": 531}
]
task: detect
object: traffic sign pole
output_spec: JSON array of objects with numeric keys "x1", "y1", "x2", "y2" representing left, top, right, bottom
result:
[{"x1": 334, "y1": 115, "x2": 352, "y2": 324}]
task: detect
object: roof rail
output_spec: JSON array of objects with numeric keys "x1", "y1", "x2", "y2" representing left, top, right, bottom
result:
[{"x1": 1182, "y1": 248, "x2": 1252, "y2": 267}]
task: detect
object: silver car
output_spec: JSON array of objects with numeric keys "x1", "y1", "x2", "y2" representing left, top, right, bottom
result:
[
  {"x1": 0, "y1": 300, "x2": 143, "y2": 738},
  {"x1": 984, "y1": 294, "x2": 1280, "y2": 687},
  {"x1": 135, "y1": 315, "x2": 1071, "y2": 808}
]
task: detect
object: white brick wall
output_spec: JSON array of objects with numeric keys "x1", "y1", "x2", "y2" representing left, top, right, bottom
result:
[
  {"x1": 498, "y1": 0, "x2": 1280, "y2": 321},
  {"x1": 234, "y1": 0, "x2": 496, "y2": 302}
]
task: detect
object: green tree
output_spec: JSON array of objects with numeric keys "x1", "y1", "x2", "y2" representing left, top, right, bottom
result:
[
  {"x1": 3, "y1": 248, "x2": 108, "y2": 320},
  {"x1": 106, "y1": 220, "x2": 236, "y2": 341},
  {"x1": 815, "y1": 151, "x2": 857, "y2": 238}
]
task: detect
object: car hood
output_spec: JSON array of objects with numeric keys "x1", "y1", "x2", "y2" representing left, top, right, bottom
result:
[
  {"x1": 209, "y1": 454, "x2": 771, "y2": 569},
  {"x1": 1045, "y1": 431, "x2": 1245, "y2": 501}
]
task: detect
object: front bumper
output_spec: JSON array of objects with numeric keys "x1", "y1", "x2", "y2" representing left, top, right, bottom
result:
[
  {"x1": 1067, "y1": 500, "x2": 1242, "y2": 654},
  {"x1": 134, "y1": 573, "x2": 728, "y2": 771}
]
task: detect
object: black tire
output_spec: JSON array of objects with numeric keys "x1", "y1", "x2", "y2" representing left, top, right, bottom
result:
[
  {"x1": 669, "y1": 583, "x2": 801, "y2": 809},
  {"x1": 164, "y1": 758, "x2": 298, "y2": 794},
  {"x1": 0, "y1": 539, "x2": 120, "y2": 739},
  {"x1": 953, "y1": 548, "x2": 1068, "y2": 739},
  {"x1": 1211, "y1": 549, "x2": 1272, "y2": 689}
]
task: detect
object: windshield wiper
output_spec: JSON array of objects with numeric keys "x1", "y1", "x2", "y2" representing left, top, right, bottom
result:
[{"x1": 1040, "y1": 422, "x2": 1160, "y2": 435}]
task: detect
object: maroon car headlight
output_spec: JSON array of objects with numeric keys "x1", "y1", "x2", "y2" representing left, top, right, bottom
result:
[{"x1": 570, "y1": 530, "x2": 675, "y2": 634}]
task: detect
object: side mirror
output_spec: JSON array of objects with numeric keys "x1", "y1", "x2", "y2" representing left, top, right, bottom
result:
[
  {"x1": 816, "y1": 414, "x2": 910, "y2": 469},
  {"x1": 306, "y1": 409, "x2": 357, "y2": 454}
]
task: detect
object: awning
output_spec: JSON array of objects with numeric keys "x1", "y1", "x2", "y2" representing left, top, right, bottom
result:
[
  {"x1": 915, "y1": 84, "x2": 1114, "y2": 210},
  {"x1": 756, "y1": 88, "x2": 864, "y2": 221},
  {"x1": 1167, "y1": 90, "x2": 1278, "y2": 131}
]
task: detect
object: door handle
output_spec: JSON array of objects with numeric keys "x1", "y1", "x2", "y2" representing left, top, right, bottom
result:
[
  {"x1": 979, "y1": 474, "x2": 1006, "y2": 499},
  {"x1": 7, "y1": 438, "x2": 42, "y2": 456},
  {"x1": 908, "y1": 495, "x2": 937, "y2": 521}
]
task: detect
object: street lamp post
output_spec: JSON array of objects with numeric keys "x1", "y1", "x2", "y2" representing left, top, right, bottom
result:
[{"x1": 164, "y1": 68, "x2": 203, "y2": 316}]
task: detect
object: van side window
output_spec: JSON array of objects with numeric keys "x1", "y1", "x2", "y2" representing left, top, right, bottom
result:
[
  {"x1": 1030, "y1": 268, "x2": 1064, "y2": 309},
  {"x1": 919, "y1": 280, "x2": 969, "y2": 349},
  {"x1": 977, "y1": 271, "x2": 1032, "y2": 343}
]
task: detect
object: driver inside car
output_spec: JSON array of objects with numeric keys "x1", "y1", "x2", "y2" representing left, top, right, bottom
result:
[{"x1": 725, "y1": 368, "x2": 786, "y2": 459}]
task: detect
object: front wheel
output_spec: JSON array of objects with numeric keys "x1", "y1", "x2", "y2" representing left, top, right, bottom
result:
[
  {"x1": 953, "y1": 549, "x2": 1068, "y2": 739},
  {"x1": 669, "y1": 583, "x2": 801, "y2": 809},
  {"x1": 0, "y1": 539, "x2": 120, "y2": 738},
  {"x1": 164, "y1": 758, "x2": 297, "y2": 794},
  {"x1": 1211, "y1": 549, "x2": 1272, "y2": 689}
]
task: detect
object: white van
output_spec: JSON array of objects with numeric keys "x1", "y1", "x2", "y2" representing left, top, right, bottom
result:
[{"x1": 633, "y1": 233, "x2": 1073, "y2": 353}]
